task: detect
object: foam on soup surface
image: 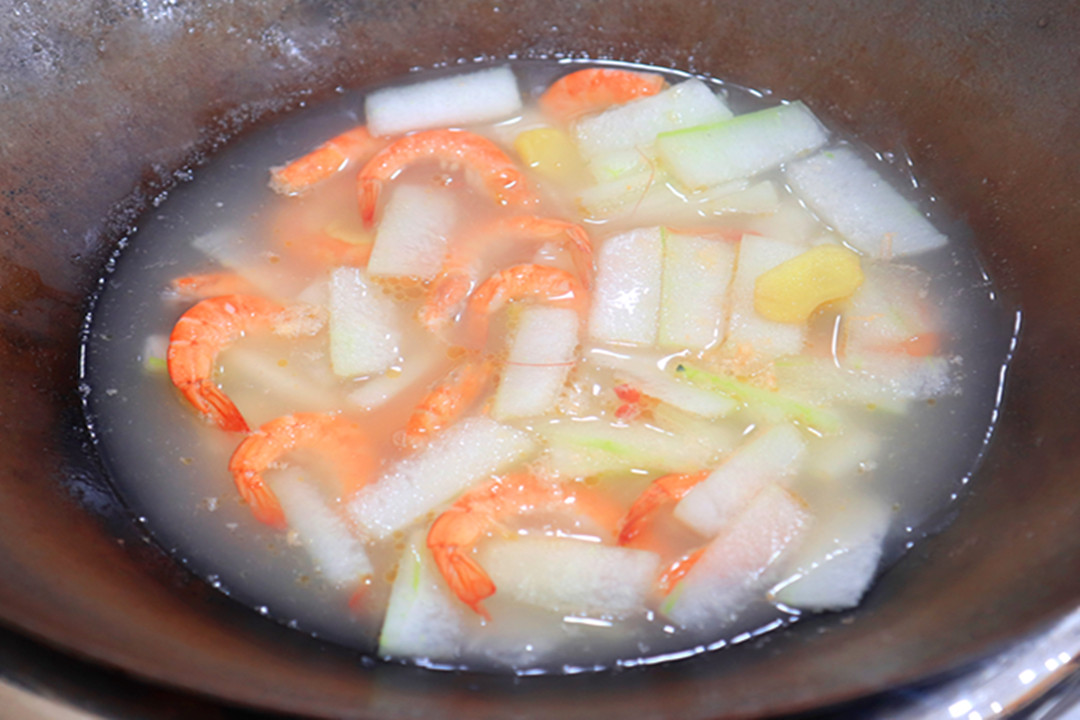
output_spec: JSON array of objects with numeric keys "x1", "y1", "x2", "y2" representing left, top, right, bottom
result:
[{"x1": 83, "y1": 61, "x2": 1016, "y2": 673}]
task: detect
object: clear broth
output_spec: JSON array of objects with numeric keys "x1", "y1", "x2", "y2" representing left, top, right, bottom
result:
[{"x1": 82, "y1": 60, "x2": 1016, "y2": 673}]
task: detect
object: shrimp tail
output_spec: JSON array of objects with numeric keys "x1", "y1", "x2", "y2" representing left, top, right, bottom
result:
[
  {"x1": 235, "y1": 472, "x2": 287, "y2": 529},
  {"x1": 358, "y1": 177, "x2": 381, "y2": 227},
  {"x1": 432, "y1": 547, "x2": 495, "y2": 621},
  {"x1": 184, "y1": 379, "x2": 250, "y2": 433}
]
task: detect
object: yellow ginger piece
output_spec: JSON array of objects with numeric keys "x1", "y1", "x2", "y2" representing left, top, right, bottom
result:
[
  {"x1": 513, "y1": 127, "x2": 584, "y2": 182},
  {"x1": 754, "y1": 244, "x2": 864, "y2": 323}
]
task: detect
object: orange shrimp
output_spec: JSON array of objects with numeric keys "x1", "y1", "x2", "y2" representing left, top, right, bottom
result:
[
  {"x1": 228, "y1": 412, "x2": 375, "y2": 528},
  {"x1": 418, "y1": 215, "x2": 593, "y2": 332},
  {"x1": 270, "y1": 125, "x2": 383, "y2": 196},
  {"x1": 167, "y1": 294, "x2": 284, "y2": 432},
  {"x1": 356, "y1": 129, "x2": 539, "y2": 227},
  {"x1": 168, "y1": 272, "x2": 260, "y2": 301},
  {"x1": 464, "y1": 264, "x2": 587, "y2": 346},
  {"x1": 539, "y1": 68, "x2": 667, "y2": 123},
  {"x1": 657, "y1": 547, "x2": 707, "y2": 595},
  {"x1": 427, "y1": 473, "x2": 621, "y2": 619},
  {"x1": 401, "y1": 358, "x2": 493, "y2": 449},
  {"x1": 293, "y1": 232, "x2": 374, "y2": 268},
  {"x1": 617, "y1": 471, "x2": 711, "y2": 545}
]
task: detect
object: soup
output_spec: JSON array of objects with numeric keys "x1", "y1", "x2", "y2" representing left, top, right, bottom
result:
[{"x1": 82, "y1": 60, "x2": 1015, "y2": 673}]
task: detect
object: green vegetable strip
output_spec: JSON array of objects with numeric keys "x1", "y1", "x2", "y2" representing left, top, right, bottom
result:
[{"x1": 674, "y1": 362, "x2": 842, "y2": 434}]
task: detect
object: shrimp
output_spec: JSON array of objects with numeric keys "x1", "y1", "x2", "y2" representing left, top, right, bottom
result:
[
  {"x1": 617, "y1": 470, "x2": 710, "y2": 545},
  {"x1": 427, "y1": 473, "x2": 621, "y2": 619},
  {"x1": 418, "y1": 215, "x2": 593, "y2": 332},
  {"x1": 292, "y1": 232, "x2": 374, "y2": 268},
  {"x1": 539, "y1": 68, "x2": 667, "y2": 124},
  {"x1": 464, "y1": 264, "x2": 587, "y2": 346},
  {"x1": 167, "y1": 272, "x2": 260, "y2": 301},
  {"x1": 229, "y1": 412, "x2": 374, "y2": 528},
  {"x1": 657, "y1": 547, "x2": 706, "y2": 595},
  {"x1": 270, "y1": 125, "x2": 382, "y2": 196},
  {"x1": 401, "y1": 358, "x2": 493, "y2": 449},
  {"x1": 167, "y1": 294, "x2": 284, "y2": 432},
  {"x1": 356, "y1": 129, "x2": 538, "y2": 227}
]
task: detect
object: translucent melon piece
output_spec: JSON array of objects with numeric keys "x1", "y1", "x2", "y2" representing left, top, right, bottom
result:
[
  {"x1": 574, "y1": 78, "x2": 733, "y2": 158},
  {"x1": 479, "y1": 536, "x2": 661, "y2": 616},
  {"x1": 656, "y1": 102, "x2": 829, "y2": 189},
  {"x1": 843, "y1": 263, "x2": 937, "y2": 355},
  {"x1": 702, "y1": 180, "x2": 782, "y2": 216},
  {"x1": 271, "y1": 468, "x2": 373, "y2": 587},
  {"x1": 328, "y1": 267, "x2": 401, "y2": 378},
  {"x1": 674, "y1": 424, "x2": 807, "y2": 537},
  {"x1": 773, "y1": 353, "x2": 956, "y2": 408},
  {"x1": 723, "y1": 234, "x2": 808, "y2": 359},
  {"x1": 663, "y1": 484, "x2": 811, "y2": 630},
  {"x1": 784, "y1": 146, "x2": 948, "y2": 257},
  {"x1": 538, "y1": 418, "x2": 725, "y2": 479},
  {"x1": 771, "y1": 493, "x2": 891, "y2": 611},
  {"x1": 589, "y1": 351, "x2": 737, "y2": 419},
  {"x1": 378, "y1": 531, "x2": 468, "y2": 663},
  {"x1": 348, "y1": 417, "x2": 536, "y2": 538},
  {"x1": 367, "y1": 184, "x2": 457, "y2": 281},
  {"x1": 659, "y1": 228, "x2": 737, "y2": 349},
  {"x1": 588, "y1": 227, "x2": 664, "y2": 345},
  {"x1": 365, "y1": 66, "x2": 522, "y2": 137},
  {"x1": 493, "y1": 307, "x2": 580, "y2": 420},
  {"x1": 346, "y1": 348, "x2": 444, "y2": 411}
]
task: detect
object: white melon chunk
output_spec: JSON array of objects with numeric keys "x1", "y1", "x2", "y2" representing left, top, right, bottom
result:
[
  {"x1": 588, "y1": 227, "x2": 664, "y2": 345},
  {"x1": 773, "y1": 353, "x2": 956, "y2": 409},
  {"x1": 771, "y1": 494, "x2": 891, "y2": 611},
  {"x1": 674, "y1": 424, "x2": 806, "y2": 537},
  {"x1": 365, "y1": 66, "x2": 522, "y2": 137},
  {"x1": 659, "y1": 229, "x2": 737, "y2": 349},
  {"x1": 703, "y1": 180, "x2": 782, "y2": 216},
  {"x1": 843, "y1": 263, "x2": 936, "y2": 355},
  {"x1": 493, "y1": 307, "x2": 579, "y2": 420},
  {"x1": 328, "y1": 267, "x2": 401, "y2": 377},
  {"x1": 346, "y1": 347, "x2": 444, "y2": 411},
  {"x1": 663, "y1": 484, "x2": 810, "y2": 630},
  {"x1": 538, "y1": 418, "x2": 727, "y2": 479},
  {"x1": 479, "y1": 536, "x2": 661, "y2": 616},
  {"x1": 723, "y1": 234, "x2": 808, "y2": 359},
  {"x1": 806, "y1": 429, "x2": 883, "y2": 483},
  {"x1": 271, "y1": 468, "x2": 373, "y2": 587},
  {"x1": 589, "y1": 351, "x2": 737, "y2": 418},
  {"x1": 574, "y1": 78, "x2": 733, "y2": 158},
  {"x1": 785, "y1": 146, "x2": 948, "y2": 257},
  {"x1": 348, "y1": 417, "x2": 535, "y2": 538},
  {"x1": 367, "y1": 184, "x2": 457, "y2": 280},
  {"x1": 378, "y1": 531, "x2": 468, "y2": 662},
  {"x1": 656, "y1": 101, "x2": 829, "y2": 189}
]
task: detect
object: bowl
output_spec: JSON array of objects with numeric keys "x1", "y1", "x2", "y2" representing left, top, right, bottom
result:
[{"x1": 1, "y1": 1, "x2": 1078, "y2": 717}]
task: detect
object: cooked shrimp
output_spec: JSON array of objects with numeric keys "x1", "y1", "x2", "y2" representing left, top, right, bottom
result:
[
  {"x1": 167, "y1": 294, "x2": 284, "y2": 432},
  {"x1": 168, "y1": 272, "x2": 260, "y2": 301},
  {"x1": 357, "y1": 129, "x2": 538, "y2": 227},
  {"x1": 464, "y1": 264, "x2": 587, "y2": 345},
  {"x1": 418, "y1": 215, "x2": 593, "y2": 332},
  {"x1": 539, "y1": 68, "x2": 667, "y2": 123},
  {"x1": 270, "y1": 125, "x2": 382, "y2": 196},
  {"x1": 427, "y1": 473, "x2": 620, "y2": 619},
  {"x1": 401, "y1": 358, "x2": 493, "y2": 449},
  {"x1": 617, "y1": 470, "x2": 710, "y2": 545},
  {"x1": 657, "y1": 547, "x2": 706, "y2": 595},
  {"x1": 229, "y1": 412, "x2": 374, "y2": 528},
  {"x1": 293, "y1": 232, "x2": 374, "y2": 268}
]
